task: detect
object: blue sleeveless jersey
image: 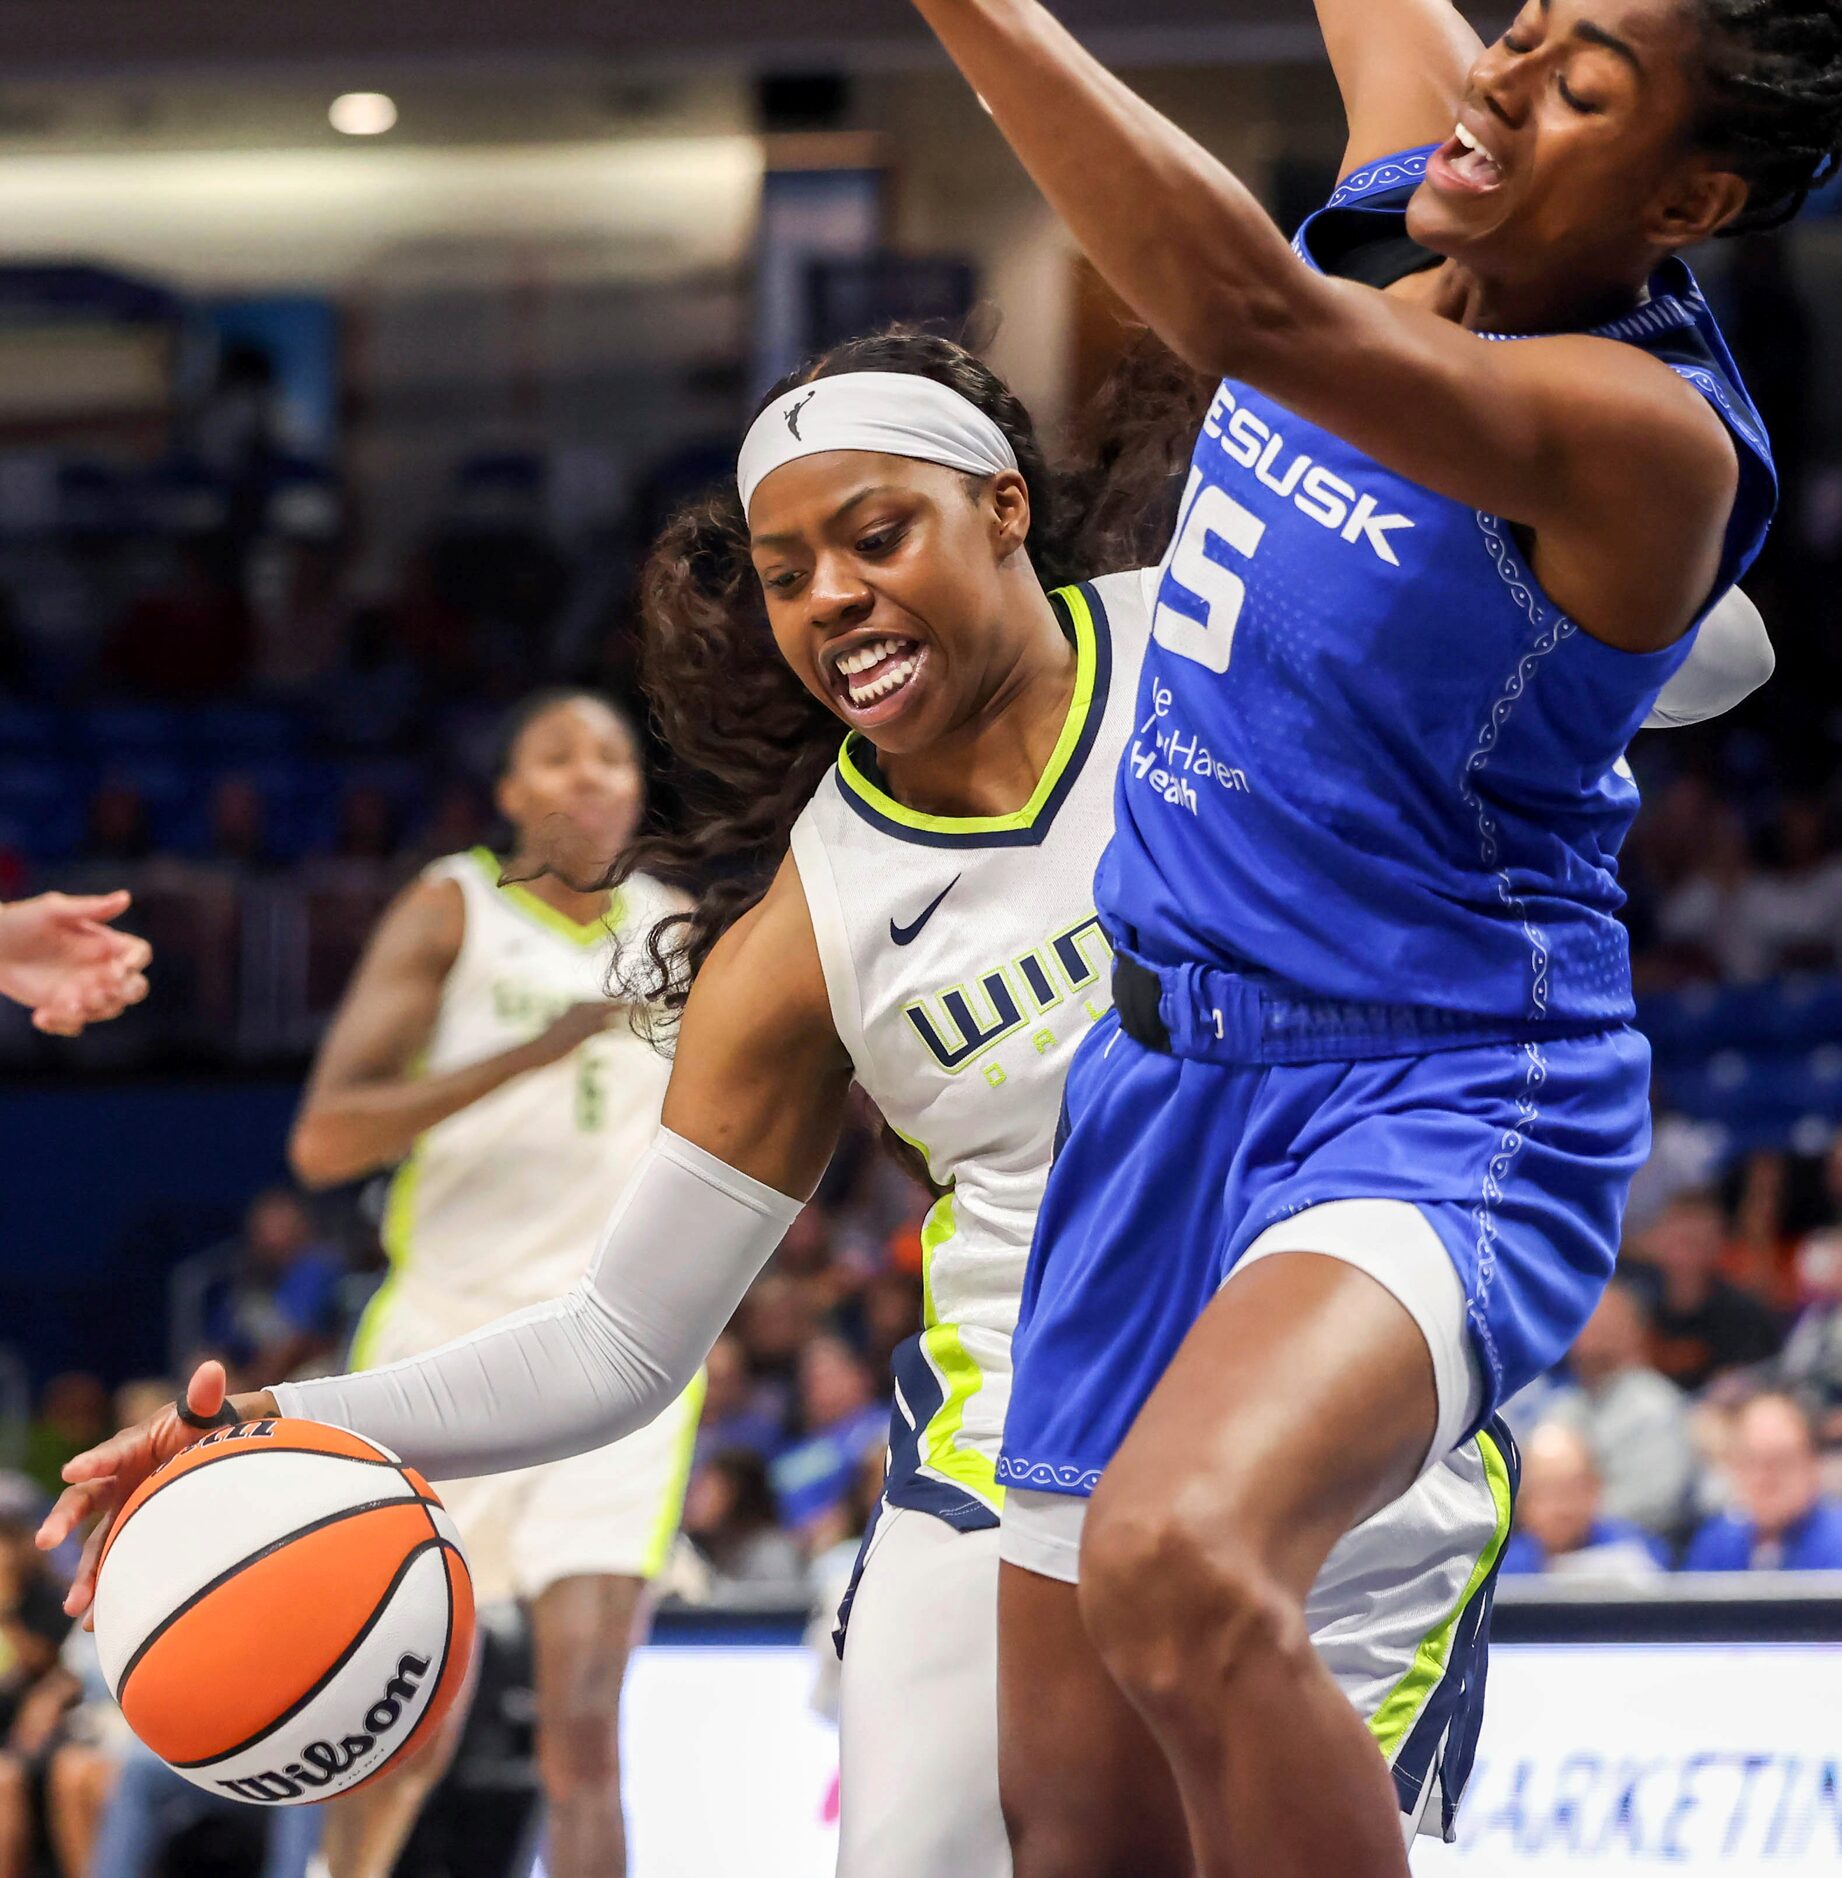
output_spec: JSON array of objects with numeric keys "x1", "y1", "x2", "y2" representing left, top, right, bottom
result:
[{"x1": 1095, "y1": 147, "x2": 1777, "y2": 1033}]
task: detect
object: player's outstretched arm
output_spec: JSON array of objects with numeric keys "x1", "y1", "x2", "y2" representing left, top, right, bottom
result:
[
  {"x1": 1311, "y1": 0, "x2": 1482, "y2": 178},
  {"x1": 910, "y1": 0, "x2": 1739, "y2": 651},
  {"x1": 41, "y1": 862, "x2": 852, "y2": 1616},
  {"x1": 0, "y1": 891, "x2": 150, "y2": 1036}
]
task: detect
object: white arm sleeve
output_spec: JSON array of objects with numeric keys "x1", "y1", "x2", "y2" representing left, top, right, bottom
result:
[
  {"x1": 274, "y1": 1129, "x2": 802, "y2": 1480},
  {"x1": 1644, "y1": 587, "x2": 1774, "y2": 730}
]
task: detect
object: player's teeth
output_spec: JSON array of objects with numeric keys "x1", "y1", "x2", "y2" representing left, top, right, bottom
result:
[
  {"x1": 849, "y1": 655, "x2": 917, "y2": 704},
  {"x1": 1454, "y1": 123, "x2": 1479, "y2": 152}
]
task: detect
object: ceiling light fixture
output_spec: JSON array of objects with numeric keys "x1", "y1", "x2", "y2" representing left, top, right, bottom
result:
[{"x1": 329, "y1": 92, "x2": 398, "y2": 137}]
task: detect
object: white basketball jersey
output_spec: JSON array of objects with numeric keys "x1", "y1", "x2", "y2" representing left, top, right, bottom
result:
[
  {"x1": 369, "y1": 850, "x2": 681, "y2": 1330},
  {"x1": 789, "y1": 570, "x2": 1155, "y2": 1519}
]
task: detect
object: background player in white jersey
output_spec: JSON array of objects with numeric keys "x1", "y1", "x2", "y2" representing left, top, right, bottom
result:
[
  {"x1": 45, "y1": 335, "x2": 1770, "y2": 1874},
  {"x1": 283, "y1": 689, "x2": 699, "y2": 1878}
]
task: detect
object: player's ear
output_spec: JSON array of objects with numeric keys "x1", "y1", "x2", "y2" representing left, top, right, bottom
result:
[
  {"x1": 989, "y1": 469, "x2": 1032, "y2": 561},
  {"x1": 1650, "y1": 160, "x2": 1748, "y2": 250}
]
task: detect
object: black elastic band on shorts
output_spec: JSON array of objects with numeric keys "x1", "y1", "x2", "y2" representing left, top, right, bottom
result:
[
  {"x1": 175, "y1": 1397, "x2": 242, "y2": 1431},
  {"x1": 1112, "y1": 955, "x2": 1171, "y2": 1054}
]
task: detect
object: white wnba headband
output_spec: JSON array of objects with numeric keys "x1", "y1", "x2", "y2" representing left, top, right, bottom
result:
[{"x1": 736, "y1": 370, "x2": 1019, "y2": 518}]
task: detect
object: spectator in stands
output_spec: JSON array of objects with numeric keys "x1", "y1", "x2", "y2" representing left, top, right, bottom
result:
[
  {"x1": 38, "y1": 1627, "x2": 114, "y2": 1878},
  {"x1": 104, "y1": 534, "x2": 251, "y2": 701},
  {"x1": 696, "y1": 1333, "x2": 787, "y2": 1466},
  {"x1": 205, "y1": 775, "x2": 272, "y2": 873},
  {"x1": 1624, "y1": 1078, "x2": 1726, "y2": 1238},
  {"x1": 769, "y1": 1334, "x2": 886, "y2": 1540},
  {"x1": 79, "y1": 782, "x2": 153, "y2": 869},
  {"x1": 683, "y1": 1449, "x2": 808, "y2": 1595},
  {"x1": 1500, "y1": 1423, "x2": 1668, "y2": 1579},
  {"x1": 1545, "y1": 1280, "x2": 1698, "y2": 1540},
  {"x1": 858, "y1": 1268, "x2": 927, "y2": 1398},
  {"x1": 1652, "y1": 805, "x2": 1773, "y2": 982},
  {"x1": 1634, "y1": 1189, "x2": 1783, "y2": 1392},
  {"x1": 1753, "y1": 796, "x2": 1842, "y2": 977},
  {"x1": 1780, "y1": 1226, "x2": 1842, "y2": 1446},
  {"x1": 735, "y1": 1273, "x2": 819, "y2": 1430},
  {"x1": 1684, "y1": 1391, "x2": 1842, "y2": 1572},
  {"x1": 410, "y1": 778, "x2": 492, "y2": 867},
  {"x1": 21, "y1": 1374, "x2": 109, "y2": 1504},
  {"x1": 204, "y1": 1187, "x2": 346, "y2": 1383},
  {"x1": 776, "y1": 1204, "x2": 849, "y2": 1322},
  {"x1": 0, "y1": 1516, "x2": 77, "y2": 1877}
]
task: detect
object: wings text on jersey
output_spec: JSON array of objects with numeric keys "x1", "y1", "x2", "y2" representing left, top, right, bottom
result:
[{"x1": 901, "y1": 915, "x2": 1114, "y2": 1074}]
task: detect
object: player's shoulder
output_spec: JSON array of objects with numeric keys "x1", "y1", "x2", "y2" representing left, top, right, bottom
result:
[
  {"x1": 1076, "y1": 565, "x2": 1160, "y2": 644},
  {"x1": 692, "y1": 857, "x2": 831, "y2": 1035}
]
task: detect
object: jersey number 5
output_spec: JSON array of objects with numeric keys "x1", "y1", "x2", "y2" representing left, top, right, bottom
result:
[{"x1": 1152, "y1": 469, "x2": 1266, "y2": 675}]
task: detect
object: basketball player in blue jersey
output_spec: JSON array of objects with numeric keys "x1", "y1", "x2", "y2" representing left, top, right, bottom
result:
[
  {"x1": 909, "y1": 0, "x2": 1831, "y2": 1871},
  {"x1": 0, "y1": 891, "x2": 149, "y2": 1035},
  {"x1": 43, "y1": 332, "x2": 1771, "y2": 1872}
]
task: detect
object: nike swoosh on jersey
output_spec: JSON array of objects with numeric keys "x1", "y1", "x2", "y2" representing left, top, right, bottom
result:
[{"x1": 889, "y1": 876, "x2": 961, "y2": 947}]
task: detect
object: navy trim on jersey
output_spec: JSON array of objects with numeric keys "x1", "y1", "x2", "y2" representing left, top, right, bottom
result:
[
  {"x1": 1391, "y1": 1416, "x2": 1522, "y2": 1838},
  {"x1": 831, "y1": 578, "x2": 1116, "y2": 850}
]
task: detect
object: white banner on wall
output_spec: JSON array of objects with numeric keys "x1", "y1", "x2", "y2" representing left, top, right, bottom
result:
[
  {"x1": 618, "y1": 1641, "x2": 1842, "y2": 1877},
  {"x1": 1418, "y1": 1644, "x2": 1842, "y2": 1875}
]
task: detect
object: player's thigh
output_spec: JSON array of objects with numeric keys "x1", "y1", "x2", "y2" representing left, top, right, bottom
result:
[
  {"x1": 1091, "y1": 1251, "x2": 1443, "y2": 1601},
  {"x1": 995, "y1": 1557, "x2": 1191, "y2": 1878},
  {"x1": 836, "y1": 1509, "x2": 1008, "y2": 1878}
]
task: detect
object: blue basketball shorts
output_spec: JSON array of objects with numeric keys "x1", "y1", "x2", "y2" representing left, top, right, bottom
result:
[{"x1": 998, "y1": 1008, "x2": 1651, "y2": 1500}]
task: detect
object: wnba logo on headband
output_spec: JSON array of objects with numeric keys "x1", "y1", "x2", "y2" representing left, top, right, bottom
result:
[{"x1": 737, "y1": 372, "x2": 1020, "y2": 517}]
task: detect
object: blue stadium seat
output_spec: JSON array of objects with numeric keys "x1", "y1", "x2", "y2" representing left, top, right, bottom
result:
[
  {"x1": 1638, "y1": 976, "x2": 1842, "y2": 1063},
  {"x1": 186, "y1": 702, "x2": 305, "y2": 760},
  {"x1": 77, "y1": 703, "x2": 186, "y2": 759},
  {"x1": 0, "y1": 700, "x2": 63, "y2": 756},
  {"x1": 0, "y1": 760, "x2": 87, "y2": 860}
]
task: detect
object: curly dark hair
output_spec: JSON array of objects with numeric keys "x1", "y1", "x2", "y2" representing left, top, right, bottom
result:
[
  {"x1": 1694, "y1": 0, "x2": 1842, "y2": 234},
  {"x1": 606, "y1": 325, "x2": 1208, "y2": 1023}
]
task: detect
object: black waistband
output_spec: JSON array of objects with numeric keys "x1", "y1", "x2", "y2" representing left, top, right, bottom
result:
[{"x1": 1112, "y1": 954, "x2": 1171, "y2": 1053}]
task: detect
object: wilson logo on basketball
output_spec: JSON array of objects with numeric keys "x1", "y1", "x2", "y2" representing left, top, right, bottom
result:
[
  {"x1": 149, "y1": 1418, "x2": 278, "y2": 1482},
  {"x1": 214, "y1": 1652, "x2": 432, "y2": 1804}
]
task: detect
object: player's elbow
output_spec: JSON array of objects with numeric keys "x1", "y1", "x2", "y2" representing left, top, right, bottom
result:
[
  {"x1": 1186, "y1": 269, "x2": 1330, "y2": 387},
  {"x1": 287, "y1": 1112, "x2": 348, "y2": 1190}
]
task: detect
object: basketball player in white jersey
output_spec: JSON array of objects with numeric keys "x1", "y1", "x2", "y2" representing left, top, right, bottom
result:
[
  {"x1": 48, "y1": 336, "x2": 1771, "y2": 1873},
  {"x1": 0, "y1": 890, "x2": 149, "y2": 1034},
  {"x1": 283, "y1": 690, "x2": 699, "y2": 1878}
]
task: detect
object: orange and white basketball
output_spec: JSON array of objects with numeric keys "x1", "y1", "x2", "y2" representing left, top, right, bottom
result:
[{"x1": 92, "y1": 1417, "x2": 474, "y2": 1806}]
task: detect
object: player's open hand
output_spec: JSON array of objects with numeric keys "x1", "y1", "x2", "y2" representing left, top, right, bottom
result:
[
  {"x1": 0, "y1": 890, "x2": 152, "y2": 1036},
  {"x1": 37, "y1": 1361, "x2": 276, "y2": 1624}
]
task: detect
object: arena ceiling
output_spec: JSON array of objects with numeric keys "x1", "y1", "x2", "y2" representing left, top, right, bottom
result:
[{"x1": 0, "y1": 0, "x2": 1503, "y2": 77}]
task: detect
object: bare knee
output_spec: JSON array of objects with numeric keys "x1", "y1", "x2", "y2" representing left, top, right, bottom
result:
[
  {"x1": 1078, "y1": 1480, "x2": 1308, "y2": 1712},
  {"x1": 535, "y1": 1652, "x2": 625, "y2": 1801}
]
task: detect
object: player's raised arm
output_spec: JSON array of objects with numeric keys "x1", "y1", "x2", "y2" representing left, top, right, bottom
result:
[
  {"x1": 910, "y1": 0, "x2": 1741, "y2": 649},
  {"x1": 1311, "y1": 0, "x2": 1482, "y2": 178},
  {"x1": 41, "y1": 860, "x2": 851, "y2": 1615}
]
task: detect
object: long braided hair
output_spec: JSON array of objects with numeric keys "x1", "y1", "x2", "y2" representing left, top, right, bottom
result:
[
  {"x1": 606, "y1": 327, "x2": 1206, "y2": 1025},
  {"x1": 1693, "y1": 0, "x2": 1842, "y2": 232}
]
